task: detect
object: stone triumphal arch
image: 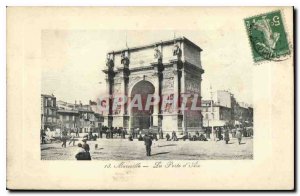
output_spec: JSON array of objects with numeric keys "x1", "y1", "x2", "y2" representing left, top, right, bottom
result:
[{"x1": 102, "y1": 37, "x2": 204, "y2": 134}]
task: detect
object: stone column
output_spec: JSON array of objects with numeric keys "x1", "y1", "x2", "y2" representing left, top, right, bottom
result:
[
  {"x1": 173, "y1": 69, "x2": 179, "y2": 114},
  {"x1": 118, "y1": 73, "x2": 126, "y2": 116},
  {"x1": 119, "y1": 69, "x2": 130, "y2": 129},
  {"x1": 180, "y1": 68, "x2": 187, "y2": 132},
  {"x1": 150, "y1": 62, "x2": 162, "y2": 128},
  {"x1": 107, "y1": 76, "x2": 114, "y2": 128},
  {"x1": 128, "y1": 94, "x2": 132, "y2": 131},
  {"x1": 152, "y1": 71, "x2": 160, "y2": 127},
  {"x1": 120, "y1": 50, "x2": 130, "y2": 129}
]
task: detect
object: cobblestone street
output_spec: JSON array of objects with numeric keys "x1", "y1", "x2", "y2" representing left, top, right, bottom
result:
[{"x1": 41, "y1": 137, "x2": 253, "y2": 160}]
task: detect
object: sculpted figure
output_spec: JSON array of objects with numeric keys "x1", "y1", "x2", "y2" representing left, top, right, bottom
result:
[
  {"x1": 154, "y1": 46, "x2": 162, "y2": 61},
  {"x1": 172, "y1": 43, "x2": 182, "y2": 58},
  {"x1": 121, "y1": 50, "x2": 130, "y2": 67},
  {"x1": 106, "y1": 53, "x2": 114, "y2": 69}
]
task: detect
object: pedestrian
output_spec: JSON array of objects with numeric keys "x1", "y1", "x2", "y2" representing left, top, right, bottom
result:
[
  {"x1": 106, "y1": 129, "x2": 110, "y2": 139},
  {"x1": 88, "y1": 130, "x2": 93, "y2": 140},
  {"x1": 232, "y1": 127, "x2": 236, "y2": 138},
  {"x1": 61, "y1": 128, "x2": 68, "y2": 148},
  {"x1": 159, "y1": 128, "x2": 164, "y2": 139},
  {"x1": 216, "y1": 128, "x2": 220, "y2": 141},
  {"x1": 138, "y1": 134, "x2": 143, "y2": 141},
  {"x1": 69, "y1": 134, "x2": 76, "y2": 146},
  {"x1": 122, "y1": 129, "x2": 126, "y2": 139},
  {"x1": 110, "y1": 127, "x2": 114, "y2": 139},
  {"x1": 153, "y1": 133, "x2": 158, "y2": 141},
  {"x1": 236, "y1": 128, "x2": 242, "y2": 145},
  {"x1": 166, "y1": 133, "x2": 171, "y2": 141},
  {"x1": 82, "y1": 139, "x2": 90, "y2": 152},
  {"x1": 61, "y1": 136, "x2": 67, "y2": 148},
  {"x1": 41, "y1": 129, "x2": 46, "y2": 144},
  {"x1": 143, "y1": 133, "x2": 152, "y2": 156},
  {"x1": 205, "y1": 128, "x2": 210, "y2": 139},
  {"x1": 182, "y1": 132, "x2": 188, "y2": 141},
  {"x1": 99, "y1": 129, "x2": 103, "y2": 138},
  {"x1": 114, "y1": 127, "x2": 118, "y2": 137},
  {"x1": 192, "y1": 135, "x2": 197, "y2": 141},
  {"x1": 128, "y1": 134, "x2": 133, "y2": 141},
  {"x1": 75, "y1": 128, "x2": 80, "y2": 137},
  {"x1": 137, "y1": 128, "x2": 141, "y2": 138},
  {"x1": 171, "y1": 131, "x2": 178, "y2": 141},
  {"x1": 75, "y1": 143, "x2": 91, "y2": 160},
  {"x1": 224, "y1": 129, "x2": 230, "y2": 144},
  {"x1": 195, "y1": 131, "x2": 200, "y2": 141},
  {"x1": 188, "y1": 133, "x2": 193, "y2": 141},
  {"x1": 199, "y1": 133, "x2": 207, "y2": 141},
  {"x1": 212, "y1": 128, "x2": 216, "y2": 141}
]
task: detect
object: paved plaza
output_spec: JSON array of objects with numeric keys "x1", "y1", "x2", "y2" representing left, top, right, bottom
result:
[{"x1": 41, "y1": 137, "x2": 253, "y2": 160}]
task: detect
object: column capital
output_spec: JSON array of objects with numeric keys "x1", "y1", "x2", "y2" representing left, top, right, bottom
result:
[
  {"x1": 151, "y1": 62, "x2": 164, "y2": 72},
  {"x1": 170, "y1": 59, "x2": 183, "y2": 70}
]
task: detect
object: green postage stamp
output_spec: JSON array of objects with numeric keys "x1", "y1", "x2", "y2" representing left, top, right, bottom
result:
[{"x1": 244, "y1": 10, "x2": 291, "y2": 62}]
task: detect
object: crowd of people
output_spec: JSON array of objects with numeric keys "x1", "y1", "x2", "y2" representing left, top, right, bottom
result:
[{"x1": 41, "y1": 125, "x2": 253, "y2": 159}]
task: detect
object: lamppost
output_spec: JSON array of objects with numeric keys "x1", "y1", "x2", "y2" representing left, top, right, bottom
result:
[{"x1": 210, "y1": 85, "x2": 215, "y2": 141}]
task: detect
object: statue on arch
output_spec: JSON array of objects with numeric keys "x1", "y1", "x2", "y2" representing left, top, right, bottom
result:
[
  {"x1": 121, "y1": 50, "x2": 130, "y2": 67},
  {"x1": 172, "y1": 42, "x2": 182, "y2": 59},
  {"x1": 154, "y1": 45, "x2": 162, "y2": 61},
  {"x1": 106, "y1": 53, "x2": 114, "y2": 69}
]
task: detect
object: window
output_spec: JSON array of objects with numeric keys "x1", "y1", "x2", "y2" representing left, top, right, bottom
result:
[{"x1": 72, "y1": 116, "x2": 75, "y2": 121}]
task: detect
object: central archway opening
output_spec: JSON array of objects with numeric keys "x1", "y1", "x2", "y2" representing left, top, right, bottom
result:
[{"x1": 130, "y1": 80, "x2": 155, "y2": 130}]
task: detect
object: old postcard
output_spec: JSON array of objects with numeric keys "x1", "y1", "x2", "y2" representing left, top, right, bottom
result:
[{"x1": 6, "y1": 7, "x2": 294, "y2": 190}]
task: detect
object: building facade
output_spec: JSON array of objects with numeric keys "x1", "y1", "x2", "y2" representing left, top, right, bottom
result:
[
  {"x1": 201, "y1": 91, "x2": 253, "y2": 128},
  {"x1": 41, "y1": 94, "x2": 57, "y2": 130},
  {"x1": 41, "y1": 95, "x2": 103, "y2": 133},
  {"x1": 102, "y1": 37, "x2": 204, "y2": 134},
  {"x1": 57, "y1": 100, "x2": 104, "y2": 133},
  {"x1": 235, "y1": 102, "x2": 253, "y2": 126},
  {"x1": 57, "y1": 109, "x2": 79, "y2": 130},
  {"x1": 201, "y1": 100, "x2": 232, "y2": 128}
]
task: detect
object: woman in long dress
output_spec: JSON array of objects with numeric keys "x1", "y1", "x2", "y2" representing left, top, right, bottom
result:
[{"x1": 236, "y1": 129, "x2": 242, "y2": 145}]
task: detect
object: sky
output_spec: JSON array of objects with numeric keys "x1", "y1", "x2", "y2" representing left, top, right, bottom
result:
[{"x1": 41, "y1": 29, "x2": 253, "y2": 105}]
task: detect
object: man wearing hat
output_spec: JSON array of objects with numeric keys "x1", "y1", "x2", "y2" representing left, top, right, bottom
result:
[
  {"x1": 82, "y1": 138, "x2": 90, "y2": 152},
  {"x1": 143, "y1": 132, "x2": 152, "y2": 156},
  {"x1": 75, "y1": 143, "x2": 91, "y2": 160}
]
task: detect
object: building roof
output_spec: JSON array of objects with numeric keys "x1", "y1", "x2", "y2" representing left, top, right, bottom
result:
[
  {"x1": 41, "y1": 94, "x2": 56, "y2": 98},
  {"x1": 108, "y1": 36, "x2": 202, "y2": 54}
]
